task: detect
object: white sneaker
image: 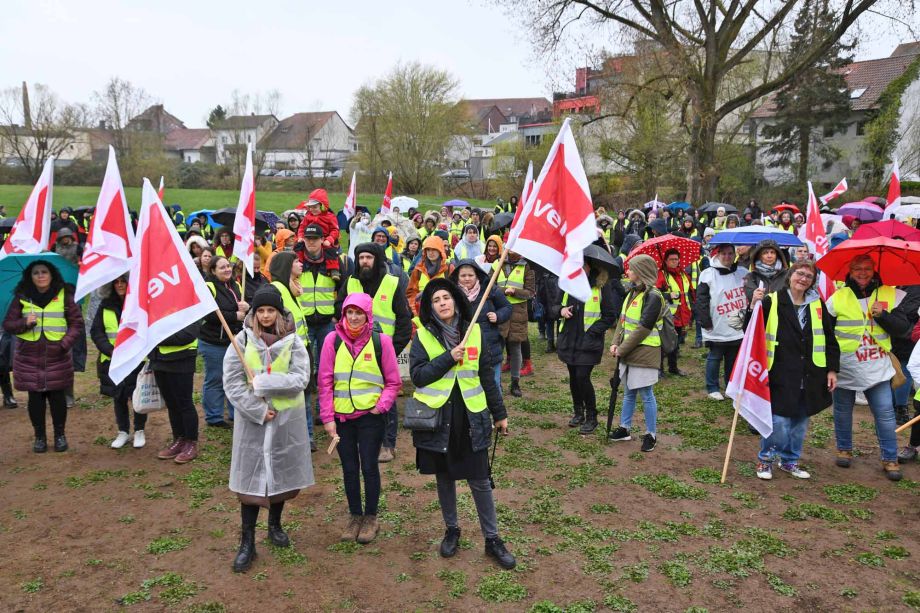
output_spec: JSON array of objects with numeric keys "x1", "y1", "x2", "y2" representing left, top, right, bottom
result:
[
  {"x1": 855, "y1": 391, "x2": 868, "y2": 406},
  {"x1": 708, "y1": 391, "x2": 725, "y2": 401},
  {"x1": 756, "y1": 461, "x2": 773, "y2": 480},
  {"x1": 111, "y1": 431, "x2": 131, "y2": 449},
  {"x1": 132, "y1": 430, "x2": 146, "y2": 448}
]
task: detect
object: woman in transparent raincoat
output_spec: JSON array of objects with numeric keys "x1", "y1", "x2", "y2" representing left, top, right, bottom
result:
[{"x1": 223, "y1": 285, "x2": 313, "y2": 573}]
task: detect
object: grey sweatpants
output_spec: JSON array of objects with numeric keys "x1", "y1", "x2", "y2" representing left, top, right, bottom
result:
[{"x1": 436, "y1": 473, "x2": 498, "y2": 539}]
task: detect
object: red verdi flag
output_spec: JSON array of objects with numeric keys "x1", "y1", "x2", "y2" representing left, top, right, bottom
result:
[
  {"x1": 0, "y1": 157, "x2": 54, "y2": 261},
  {"x1": 725, "y1": 300, "x2": 772, "y2": 437},
  {"x1": 232, "y1": 144, "x2": 256, "y2": 276},
  {"x1": 804, "y1": 181, "x2": 835, "y2": 301},
  {"x1": 75, "y1": 146, "x2": 135, "y2": 300},
  {"x1": 885, "y1": 157, "x2": 901, "y2": 218},
  {"x1": 506, "y1": 118, "x2": 596, "y2": 302},
  {"x1": 819, "y1": 177, "x2": 847, "y2": 205},
  {"x1": 381, "y1": 172, "x2": 392, "y2": 214},
  {"x1": 344, "y1": 171, "x2": 357, "y2": 219},
  {"x1": 108, "y1": 178, "x2": 218, "y2": 384}
]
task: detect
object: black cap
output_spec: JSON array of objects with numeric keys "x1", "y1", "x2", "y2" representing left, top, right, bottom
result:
[{"x1": 302, "y1": 223, "x2": 324, "y2": 239}]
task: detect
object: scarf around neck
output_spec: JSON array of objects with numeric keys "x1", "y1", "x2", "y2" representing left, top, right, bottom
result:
[
  {"x1": 461, "y1": 278, "x2": 482, "y2": 302},
  {"x1": 432, "y1": 313, "x2": 461, "y2": 348}
]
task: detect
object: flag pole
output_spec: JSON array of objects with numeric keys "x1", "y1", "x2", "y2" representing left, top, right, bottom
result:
[
  {"x1": 460, "y1": 249, "x2": 509, "y2": 347},
  {"x1": 720, "y1": 396, "x2": 741, "y2": 484},
  {"x1": 215, "y1": 309, "x2": 254, "y2": 382}
]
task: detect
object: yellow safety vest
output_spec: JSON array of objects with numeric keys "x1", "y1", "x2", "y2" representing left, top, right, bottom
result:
[
  {"x1": 562, "y1": 287, "x2": 602, "y2": 332},
  {"x1": 688, "y1": 261, "x2": 700, "y2": 287},
  {"x1": 454, "y1": 241, "x2": 482, "y2": 261},
  {"x1": 416, "y1": 269, "x2": 446, "y2": 299},
  {"x1": 494, "y1": 262, "x2": 527, "y2": 304},
  {"x1": 242, "y1": 337, "x2": 301, "y2": 411},
  {"x1": 664, "y1": 271, "x2": 692, "y2": 316},
  {"x1": 411, "y1": 320, "x2": 487, "y2": 412},
  {"x1": 298, "y1": 270, "x2": 336, "y2": 317},
  {"x1": 99, "y1": 308, "x2": 119, "y2": 363},
  {"x1": 332, "y1": 335, "x2": 385, "y2": 414},
  {"x1": 270, "y1": 281, "x2": 309, "y2": 342},
  {"x1": 16, "y1": 290, "x2": 67, "y2": 342},
  {"x1": 621, "y1": 291, "x2": 661, "y2": 347},
  {"x1": 764, "y1": 292, "x2": 826, "y2": 369},
  {"x1": 347, "y1": 274, "x2": 398, "y2": 336},
  {"x1": 214, "y1": 245, "x2": 239, "y2": 263},
  {"x1": 832, "y1": 285, "x2": 895, "y2": 353},
  {"x1": 160, "y1": 338, "x2": 198, "y2": 354},
  {"x1": 450, "y1": 221, "x2": 464, "y2": 239},
  {"x1": 402, "y1": 254, "x2": 413, "y2": 274}
]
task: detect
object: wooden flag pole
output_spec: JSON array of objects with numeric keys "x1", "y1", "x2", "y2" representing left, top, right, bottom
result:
[
  {"x1": 896, "y1": 412, "x2": 920, "y2": 434},
  {"x1": 460, "y1": 249, "x2": 509, "y2": 347},
  {"x1": 720, "y1": 396, "x2": 741, "y2": 484},
  {"x1": 215, "y1": 309, "x2": 254, "y2": 383},
  {"x1": 241, "y1": 272, "x2": 247, "y2": 301}
]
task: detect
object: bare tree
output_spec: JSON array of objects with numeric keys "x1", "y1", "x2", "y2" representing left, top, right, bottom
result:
[
  {"x1": 0, "y1": 83, "x2": 89, "y2": 181},
  {"x1": 221, "y1": 88, "x2": 282, "y2": 186},
  {"x1": 92, "y1": 77, "x2": 154, "y2": 154}
]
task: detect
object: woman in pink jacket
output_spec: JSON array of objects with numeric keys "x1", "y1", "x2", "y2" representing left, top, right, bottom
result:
[{"x1": 319, "y1": 292, "x2": 402, "y2": 544}]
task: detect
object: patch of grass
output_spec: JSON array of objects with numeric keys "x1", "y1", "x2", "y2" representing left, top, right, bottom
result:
[
  {"x1": 93, "y1": 435, "x2": 109, "y2": 446},
  {"x1": 271, "y1": 543, "x2": 307, "y2": 566},
  {"x1": 659, "y1": 559, "x2": 692, "y2": 587},
  {"x1": 875, "y1": 530, "x2": 898, "y2": 541},
  {"x1": 840, "y1": 587, "x2": 859, "y2": 599},
  {"x1": 436, "y1": 569, "x2": 467, "y2": 598},
  {"x1": 823, "y1": 483, "x2": 878, "y2": 505},
  {"x1": 602, "y1": 594, "x2": 638, "y2": 612},
  {"x1": 146, "y1": 536, "x2": 191, "y2": 555},
  {"x1": 119, "y1": 572, "x2": 201, "y2": 606},
  {"x1": 327, "y1": 541, "x2": 361, "y2": 554},
  {"x1": 396, "y1": 573, "x2": 410, "y2": 583},
  {"x1": 21, "y1": 577, "x2": 43, "y2": 593},
  {"x1": 589, "y1": 503, "x2": 619, "y2": 514},
  {"x1": 782, "y1": 503, "x2": 847, "y2": 523},
  {"x1": 621, "y1": 561, "x2": 649, "y2": 583},
  {"x1": 630, "y1": 474, "x2": 707, "y2": 500},
  {"x1": 849, "y1": 508, "x2": 873, "y2": 520},
  {"x1": 854, "y1": 552, "x2": 884, "y2": 567},
  {"x1": 882, "y1": 545, "x2": 910, "y2": 560},
  {"x1": 119, "y1": 515, "x2": 136, "y2": 524},
  {"x1": 529, "y1": 601, "x2": 564, "y2": 613},
  {"x1": 904, "y1": 590, "x2": 920, "y2": 610},
  {"x1": 690, "y1": 467, "x2": 721, "y2": 484},
  {"x1": 766, "y1": 574, "x2": 797, "y2": 597},
  {"x1": 184, "y1": 603, "x2": 227, "y2": 613},
  {"x1": 563, "y1": 600, "x2": 597, "y2": 613},
  {"x1": 31, "y1": 482, "x2": 47, "y2": 491},
  {"x1": 476, "y1": 571, "x2": 527, "y2": 603}
]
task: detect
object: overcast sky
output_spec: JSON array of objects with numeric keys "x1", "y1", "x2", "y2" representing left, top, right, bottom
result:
[{"x1": 1, "y1": 0, "x2": 915, "y2": 128}]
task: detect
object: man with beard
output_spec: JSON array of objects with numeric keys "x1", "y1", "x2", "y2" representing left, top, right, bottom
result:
[{"x1": 337, "y1": 243, "x2": 412, "y2": 463}]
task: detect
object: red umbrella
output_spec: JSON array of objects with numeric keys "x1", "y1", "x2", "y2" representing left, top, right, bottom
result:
[
  {"x1": 852, "y1": 220, "x2": 920, "y2": 242},
  {"x1": 816, "y1": 237, "x2": 920, "y2": 285},
  {"x1": 772, "y1": 203, "x2": 800, "y2": 214},
  {"x1": 625, "y1": 234, "x2": 701, "y2": 270}
]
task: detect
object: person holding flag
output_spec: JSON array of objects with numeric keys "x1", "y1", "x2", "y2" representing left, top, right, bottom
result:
[{"x1": 748, "y1": 260, "x2": 839, "y2": 480}]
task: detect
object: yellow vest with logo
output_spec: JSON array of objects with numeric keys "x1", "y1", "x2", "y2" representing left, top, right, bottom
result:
[
  {"x1": 832, "y1": 285, "x2": 895, "y2": 353},
  {"x1": 215, "y1": 245, "x2": 239, "y2": 263},
  {"x1": 664, "y1": 271, "x2": 692, "y2": 316},
  {"x1": 298, "y1": 270, "x2": 336, "y2": 317},
  {"x1": 270, "y1": 281, "x2": 308, "y2": 342},
  {"x1": 99, "y1": 308, "x2": 119, "y2": 363},
  {"x1": 412, "y1": 320, "x2": 487, "y2": 412},
  {"x1": 242, "y1": 337, "x2": 302, "y2": 411},
  {"x1": 764, "y1": 292, "x2": 826, "y2": 369},
  {"x1": 621, "y1": 291, "x2": 661, "y2": 347},
  {"x1": 16, "y1": 289, "x2": 67, "y2": 342},
  {"x1": 332, "y1": 335, "x2": 385, "y2": 414},
  {"x1": 347, "y1": 275, "x2": 399, "y2": 336},
  {"x1": 562, "y1": 287, "x2": 602, "y2": 332},
  {"x1": 494, "y1": 262, "x2": 527, "y2": 304}
]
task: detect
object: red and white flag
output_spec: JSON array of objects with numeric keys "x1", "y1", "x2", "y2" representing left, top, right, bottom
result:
[
  {"x1": 520, "y1": 160, "x2": 534, "y2": 205},
  {"x1": 232, "y1": 144, "x2": 256, "y2": 276},
  {"x1": 506, "y1": 118, "x2": 596, "y2": 302},
  {"x1": 108, "y1": 178, "x2": 218, "y2": 384},
  {"x1": 157, "y1": 176, "x2": 165, "y2": 202},
  {"x1": 804, "y1": 181, "x2": 835, "y2": 301},
  {"x1": 0, "y1": 157, "x2": 54, "y2": 261},
  {"x1": 343, "y1": 171, "x2": 357, "y2": 219},
  {"x1": 884, "y1": 158, "x2": 901, "y2": 218},
  {"x1": 819, "y1": 177, "x2": 847, "y2": 205},
  {"x1": 380, "y1": 172, "x2": 393, "y2": 214},
  {"x1": 725, "y1": 299, "x2": 772, "y2": 438},
  {"x1": 75, "y1": 147, "x2": 135, "y2": 300}
]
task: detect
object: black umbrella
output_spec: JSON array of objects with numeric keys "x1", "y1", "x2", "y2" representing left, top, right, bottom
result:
[
  {"x1": 606, "y1": 362, "x2": 622, "y2": 439},
  {"x1": 210, "y1": 207, "x2": 270, "y2": 234},
  {"x1": 491, "y1": 212, "x2": 515, "y2": 231},
  {"x1": 584, "y1": 243, "x2": 622, "y2": 276},
  {"x1": 698, "y1": 202, "x2": 737, "y2": 214},
  {"x1": 0, "y1": 217, "x2": 14, "y2": 233}
]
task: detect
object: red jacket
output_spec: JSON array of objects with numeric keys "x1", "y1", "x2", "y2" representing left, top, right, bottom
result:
[{"x1": 297, "y1": 209, "x2": 340, "y2": 245}]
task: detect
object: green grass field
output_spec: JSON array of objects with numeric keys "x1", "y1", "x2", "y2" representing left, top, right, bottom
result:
[{"x1": 0, "y1": 185, "x2": 494, "y2": 217}]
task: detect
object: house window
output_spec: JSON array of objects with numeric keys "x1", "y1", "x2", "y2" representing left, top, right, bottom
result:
[
  {"x1": 222, "y1": 136, "x2": 228, "y2": 144},
  {"x1": 850, "y1": 87, "x2": 867, "y2": 99},
  {"x1": 856, "y1": 121, "x2": 868, "y2": 136}
]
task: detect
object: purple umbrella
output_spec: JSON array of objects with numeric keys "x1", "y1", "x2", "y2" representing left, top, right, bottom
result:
[
  {"x1": 443, "y1": 199, "x2": 469, "y2": 209},
  {"x1": 837, "y1": 201, "x2": 884, "y2": 222}
]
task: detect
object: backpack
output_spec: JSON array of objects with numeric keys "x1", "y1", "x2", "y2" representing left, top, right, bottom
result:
[{"x1": 649, "y1": 289, "x2": 679, "y2": 355}]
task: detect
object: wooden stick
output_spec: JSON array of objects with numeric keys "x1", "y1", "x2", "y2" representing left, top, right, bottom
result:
[
  {"x1": 896, "y1": 412, "x2": 920, "y2": 434},
  {"x1": 241, "y1": 273, "x2": 246, "y2": 300},
  {"x1": 215, "y1": 308, "x2": 254, "y2": 382},
  {"x1": 327, "y1": 435, "x2": 341, "y2": 455},
  {"x1": 720, "y1": 397, "x2": 741, "y2": 484},
  {"x1": 460, "y1": 249, "x2": 509, "y2": 346}
]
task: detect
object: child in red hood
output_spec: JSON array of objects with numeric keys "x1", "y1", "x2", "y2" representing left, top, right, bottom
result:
[{"x1": 296, "y1": 188, "x2": 341, "y2": 280}]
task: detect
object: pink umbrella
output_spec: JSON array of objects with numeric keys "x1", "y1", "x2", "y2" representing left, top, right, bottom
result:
[{"x1": 837, "y1": 201, "x2": 884, "y2": 222}]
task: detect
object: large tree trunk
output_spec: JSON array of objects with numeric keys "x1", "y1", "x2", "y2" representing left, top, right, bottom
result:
[
  {"x1": 686, "y1": 101, "x2": 719, "y2": 204},
  {"x1": 797, "y1": 127, "x2": 810, "y2": 185}
]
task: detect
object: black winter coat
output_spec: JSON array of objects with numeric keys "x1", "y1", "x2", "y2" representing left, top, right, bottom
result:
[
  {"x1": 550, "y1": 282, "x2": 617, "y2": 366},
  {"x1": 149, "y1": 323, "x2": 199, "y2": 374},
  {"x1": 90, "y1": 294, "x2": 142, "y2": 398},
  {"x1": 449, "y1": 260, "x2": 512, "y2": 368},
  {"x1": 199, "y1": 278, "x2": 243, "y2": 346}
]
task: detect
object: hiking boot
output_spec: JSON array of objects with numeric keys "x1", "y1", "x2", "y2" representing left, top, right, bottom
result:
[
  {"x1": 132, "y1": 430, "x2": 146, "y2": 449},
  {"x1": 378, "y1": 446, "x2": 395, "y2": 463},
  {"x1": 509, "y1": 377, "x2": 522, "y2": 398},
  {"x1": 33, "y1": 437, "x2": 47, "y2": 453},
  {"x1": 895, "y1": 405, "x2": 910, "y2": 427},
  {"x1": 485, "y1": 537, "x2": 516, "y2": 569},
  {"x1": 65, "y1": 390, "x2": 74, "y2": 408},
  {"x1": 439, "y1": 526, "x2": 461, "y2": 558},
  {"x1": 779, "y1": 462, "x2": 810, "y2": 479},
  {"x1": 232, "y1": 527, "x2": 257, "y2": 573},
  {"x1": 641, "y1": 433, "x2": 657, "y2": 452},
  {"x1": 174, "y1": 440, "x2": 198, "y2": 464},
  {"x1": 835, "y1": 450, "x2": 853, "y2": 468},
  {"x1": 882, "y1": 461, "x2": 902, "y2": 482},
  {"x1": 898, "y1": 446, "x2": 918, "y2": 463},
  {"x1": 111, "y1": 431, "x2": 131, "y2": 449},
  {"x1": 756, "y1": 461, "x2": 773, "y2": 480},
  {"x1": 54, "y1": 434, "x2": 68, "y2": 452},
  {"x1": 608, "y1": 426, "x2": 631, "y2": 442},
  {"x1": 268, "y1": 521, "x2": 291, "y2": 548},
  {"x1": 568, "y1": 411, "x2": 584, "y2": 428},
  {"x1": 341, "y1": 515, "x2": 363, "y2": 541},
  {"x1": 158, "y1": 438, "x2": 185, "y2": 460},
  {"x1": 357, "y1": 515, "x2": 379, "y2": 544},
  {"x1": 4, "y1": 394, "x2": 17, "y2": 408},
  {"x1": 519, "y1": 360, "x2": 534, "y2": 377}
]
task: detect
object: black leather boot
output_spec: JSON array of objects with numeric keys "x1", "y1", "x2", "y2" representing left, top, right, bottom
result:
[
  {"x1": 33, "y1": 437, "x2": 47, "y2": 453},
  {"x1": 579, "y1": 407, "x2": 598, "y2": 435},
  {"x1": 54, "y1": 434, "x2": 68, "y2": 452},
  {"x1": 232, "y1": 526, "x2": 257, "y2": 572},
  {"x1": 509, "y1": 377, "x2": 522, "y2": 398},
  {"x1": 568, "y1": 408, "x2": 584, "y2": 427},
  {"x1": 3, "y1": 394, "x2": 16, "y2": 408},
  {"x1": 485, "y1": 536, "x2": 516, "y2": 569},
  {"x1": 439, "y1": 526, "x2": 461, "y2": 558}
]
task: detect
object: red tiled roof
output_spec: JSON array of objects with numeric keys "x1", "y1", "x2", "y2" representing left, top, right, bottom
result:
[
  {"x1": 460, "y1": 97, "x2": 552, "y2": 118},
  {"x1": 259, "y1": 112, "x2": 340, "y2": 150},
  {"x1": 214, "y1": 114, "x2": 276, "y2": 130},
  {"x1": 163, "y1": 128, "x2": 211, "y2": 151}
]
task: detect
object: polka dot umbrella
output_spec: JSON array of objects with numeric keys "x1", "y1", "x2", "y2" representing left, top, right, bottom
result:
[{"x1": 624, "y1": 234, "x2": 702, "y2": 271}]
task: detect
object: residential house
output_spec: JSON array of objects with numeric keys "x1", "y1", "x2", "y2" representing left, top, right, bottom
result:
[
  {"x1": 259, "y1": 111, "x2": 355, "y2": 170},
  {"x1": 163, "y1": 128, "x2": 215, "y2": 164},
  {"x1": 212, "y1": 114, "x2": 279, "y2": 164},
  {"x1": 125, "y1": 104, "x2": 186, "y2": 134}
]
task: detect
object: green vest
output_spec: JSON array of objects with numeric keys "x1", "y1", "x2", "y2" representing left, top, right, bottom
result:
[
  {"x1": 348, "y1": 275, "x2": 399, "y2": 336},
  {"x1": 562, "y1": 287, "x2": 602, "y2": 332},
  {"x1": 832, "y1": 285, "x2": 895, "y2": 353},
  {"x1": 16, "y1": 290, "x2": 67, "y2": 342},
  {"x1": 270, "y1": 281, "x2": 308, "y2": 342},
  {"x1": 298, "y1": 270, "x2": 336, "y2": 317},
  {"x1": 332, "y1": 334, "x2": 385, "y2": 414},
  {"x1": 621, "y1": 291, "x2": 661, "y2": 347},
  {"x1": 494, "y1": 262, "x2": 527, "y2": 304},
  {"x1": 412, "y1": 320, "x2": 487, "y2": 412},
  {"x1": 99, "y1": 308, "x2": 119, "y2": 363},
  {"x1": 242, "y1": 337, "x2": 301, "y2": 411},
  {"x1": 764, "y1": 292, "x2": 826, "y2": 369}
]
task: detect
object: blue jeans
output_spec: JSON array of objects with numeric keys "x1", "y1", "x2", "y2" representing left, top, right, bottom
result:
[
  {"x1": 198, "y1": 340, "x2": 235, "y2": 424},
  {"x1": 493, "y1": 362, "x2": 502, "y2": 392},
  {"x1": 893, "y1": 367, "x2": 914, "y2": 408},
  {"x1": 620, "y1": 384, "x2": 658, "y2": 435},
  {"x1": 705, "y1": 342, "x2": 740, "y2": 393},
  {"x1": 833, "y1": 381, "x2": 898, "y2": 462},
  {"x1": 759, "y1": 414, "x2": 809, "y2": 464},
  {"x1": 303, "y1": 321, "x2": 335, "y2": 442},
  {"x1": 695, "y1": 321, "x2": 702, "y2": 345}
]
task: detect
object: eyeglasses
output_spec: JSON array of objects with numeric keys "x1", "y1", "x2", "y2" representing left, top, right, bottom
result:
[{"x1": 792, "y1": 271, "x2": 815, "y2": 280}]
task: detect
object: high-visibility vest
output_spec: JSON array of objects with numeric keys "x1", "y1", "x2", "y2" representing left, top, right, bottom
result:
[
  {"x1": 347, "y1": 274, "x2": 399, "y2": 336},
  {"x1": 764, "y1": 292, "x2": 826, "y2": 369},
  {"x1": 416, "y1": 268, "x2": 445, "y2": 298},
  {"x1": 332, "y1": 334, "x2": 385, "y2": 414},
  {"x1": 620, "y1": 291, "x2": 661, "y2": 347},
  {"x1": 663, "y1": 271, "x2": 692, "y2": 316},
  {"x1": 205, "y1": 280, "x2": 242, "y2": 302},
  {"x1": 242, "y1": 337, "x2": 302, "y2": 411},
  {"x1": 298, "y1": 270, "x2": 336, "y2": 317},
  {"x1": 411, "y1": 320, "x2": 487, "y2": 412},
  {"x1": 494, "y1": 262, "x2": 527, "y2": 304},
  {"x1": 215, "y1": 245, "x2": 239, "y2": 263},
  {"x1": 562, "y1": 287, "x2": 602, "y2": 332},
  {"x1": 402, "y1": 254, "x2": 413, "y2": 274},
  {"x1": 712, "y1": 217, "x2": 727, "y2": 231},
  {"x1": 450, "y1": 221, "x2": 464, "y2": 239},
  {"x1": 270, "y1": 281, "x2": 308, "y2": 342},
  {"x1": 688, "y1": 261, "x2": 701, "y2": 287},
  {"x1": 160, "y1": 339, "x2": 198, "y2": 354},
  {"x1": 832, "y1": 285, "x2": 896, "y2": 353},
  {"x1": 99, "y1": 308, "x2": 119, "y2": 363},
  {"x1": 454, "y1": 241, "x2": 482, "y2": 261},
  {"x1": 16, "y1": 290, "x2": 68, "y2": 342}
]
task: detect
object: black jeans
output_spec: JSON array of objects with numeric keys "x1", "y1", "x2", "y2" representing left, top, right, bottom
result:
[
  {"x1": 28, "y1": 390, "x2": 67, "y2": 438},
  {"x1": 114, "y1": 392, "x2": 147, "y2": 433},
  {"x1": 336, "y1": 413, "x2": 385, "y2": 515},
  {"x1": 383, "y1": 401, "x2": 399, "y2": 449},
  {"x1": 153, "y1": 370, "x2": 198, "y2": 441},
  {"x1": 567, "y1": 364, "x2": 596, "y2": 414},
  {"x1": 665, "y1": 327, "x2": 686, "y2": 371}
]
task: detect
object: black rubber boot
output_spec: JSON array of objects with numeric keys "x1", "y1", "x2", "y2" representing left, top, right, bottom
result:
[
  {"x1": 509, "y1": 377, "x2": 522, "y2": 398},
  {"x1": 232, "y1": 526, "x2": 257, "y2": 572},
  {"x1": 439, "y1": 527, "x2": 461, "y2": 558},
  {"x1": 485, "y1": 537, "x2": 516, "y2": 569}
]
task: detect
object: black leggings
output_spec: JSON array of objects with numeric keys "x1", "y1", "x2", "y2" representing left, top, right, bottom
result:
[
  {"x1": 153, "y1": 370, "x2": 198, "y2": 441},
  {"x1": 0, "y1": 369, "x2": 12, "y2": 397},
  {"x1": 28, "y1": 390, "x2": 67, "y2": 438},
  {"x1": 241, "y1": 500, "x2": 285, "y2": 528},
  {"x1": 911, "y1": 399, "x2": 920, "y2": 448},
  {"x1": 114, "y1": 390, "x2": 147, "y2": 432},
  {"x1": 522, "y1": 339, "x2": 531, "y2": 361},
  {"x1": 567, "y1": 364, "x2": 596, "y2": 413}
]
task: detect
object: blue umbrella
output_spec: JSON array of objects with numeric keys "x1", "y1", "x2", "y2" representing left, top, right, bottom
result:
[
  {"x1": 188, "y1": 209, "x2": 216, "y2": 227},
  {"x1": 668, "y1": 201, "x2": 692, "y2": 212},
  {"x1": 0, "y1": 253, "x2": 79, "y2": 321},
  {"x1": 709, "y1": 226, "x2": 803, "y2": 247}
]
